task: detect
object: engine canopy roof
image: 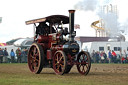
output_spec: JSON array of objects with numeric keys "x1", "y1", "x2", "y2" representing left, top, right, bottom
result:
[{"x1": 26, "y1": 15, "x2": 69, "y2": 25}]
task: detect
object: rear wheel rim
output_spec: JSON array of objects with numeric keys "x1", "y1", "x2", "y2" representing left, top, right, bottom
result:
[{"x1": 28, "y1": 43, "x2": 43, "y2": 73}]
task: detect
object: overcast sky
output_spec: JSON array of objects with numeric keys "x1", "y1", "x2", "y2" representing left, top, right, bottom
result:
[{"x1": 0, "y1": 0, "x2": 128, "y2": 42}]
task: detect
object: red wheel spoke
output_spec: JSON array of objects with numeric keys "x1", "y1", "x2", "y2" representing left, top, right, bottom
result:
[
  {"x1": 82, "y1": 54, "x2": 85, "y2": 59},
  {"x1": 79, "y1": 64, "x2": 82, "y2": 68},
  {"x1": 85, "y1": 57, "x2": 88, "y2": 62},
  {"x1": 55, "y1": 62, "x2": 57, "y2": 65},
  {"x1": 30, "y1": 53, "x2": 34, "y2": 58},
  {"x1": 35, "y1": 58, "x2": 39, "y2": 62},
  {"x1": 85, "y1": 64, "x2": 88, "y2": 69},
  {"x1": 60, "y1": 61, "x2": 64, "y2": 65},
  {"x1": 58, "y1": 57, "x2": 63, "y2": 62},
  {"x1": 57, "y1": 65, "x2": 60, "y2": 70},
  {"x1": 34, "y1": 52, "x2": 39, "y2": 57},
  {"x1": 33, "y1": 47, "x2": 36, "y2": 55},
  {"x1": 33, "y1": 47, "x2": 37, "y2": 57},
  {"x1": 79, "y1": 56, "x2": 83, "y2": 61},
  {"x1": 56, "y1": 54, "x2": 59, "y2": 61},
  {"x1": 31, "y1": 48, "x2": 34, "y2": 56},
  {"x1": 82, "y1": 65, "x2": 85, "y2": 73},
  {"x1": 60, "y1": 64, "x2": 64, "y2": 68}
]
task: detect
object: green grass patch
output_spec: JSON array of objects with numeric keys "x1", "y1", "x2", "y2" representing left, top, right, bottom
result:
[{"x1": 0, "y1": 63, "x2": 128, "y2": 85}]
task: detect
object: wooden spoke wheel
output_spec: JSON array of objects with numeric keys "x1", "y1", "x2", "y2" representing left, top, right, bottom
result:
[
  {"x1": 53, "y1": 50, "x2": 67, "y2": 75},
  {"x1": 28, "y1": 43, "x2": 44, "y2": 74},
  {"x1": 77, "y1": 51, "x2": 91, "y2": 75}
]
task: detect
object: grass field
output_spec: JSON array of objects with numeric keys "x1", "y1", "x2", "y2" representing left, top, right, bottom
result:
[{"x1": 0, "y1": 63, "x2": 128, "y2": 85}]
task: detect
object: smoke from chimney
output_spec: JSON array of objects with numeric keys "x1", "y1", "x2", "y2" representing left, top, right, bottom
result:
[
  {"x1": 74, "y1": 0, "x2": 122, "y2": 37},
  {"x1": 74, "y1": 0, "x2": 99, "y2": 11}
]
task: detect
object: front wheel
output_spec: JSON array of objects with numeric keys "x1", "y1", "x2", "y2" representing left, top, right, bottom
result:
[{"x1": 77, "y1": 51, "x2": 91, "y2": 75}]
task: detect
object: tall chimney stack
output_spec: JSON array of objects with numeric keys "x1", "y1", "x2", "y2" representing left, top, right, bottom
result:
[{"x1": 69, "y1": 10, "x2": 75, "y2": 41}]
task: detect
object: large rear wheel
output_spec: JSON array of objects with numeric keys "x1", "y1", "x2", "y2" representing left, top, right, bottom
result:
[
  {"x1": 28, "y1": 43, "x2": 44, "y2": 74},
  {"x1": 53, "y1": 50, "x2": 67, "y2": 75},
  {"x1": 77, "y1": 51, "x2": 91, "y2": 75}
]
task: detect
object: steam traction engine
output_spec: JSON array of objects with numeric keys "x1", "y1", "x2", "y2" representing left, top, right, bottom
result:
[{"x1": 26, "y1": 10, "x2": 91, "y2": 75}]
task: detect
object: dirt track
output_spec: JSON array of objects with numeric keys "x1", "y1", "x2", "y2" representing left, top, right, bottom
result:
[{"x1": 0, "y1": 64, "x2": 128, "y2": 85}]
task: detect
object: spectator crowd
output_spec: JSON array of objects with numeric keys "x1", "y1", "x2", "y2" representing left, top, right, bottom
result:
[
  {"x1": 0, "y1": 47, "x2": 28, "y2": 63},
  {"x1": 0, "y1": 47, "x2": 128, "y2": 64},
  {"x1": 90, "y1": 50, "x2": 128, "y2": 64}
]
